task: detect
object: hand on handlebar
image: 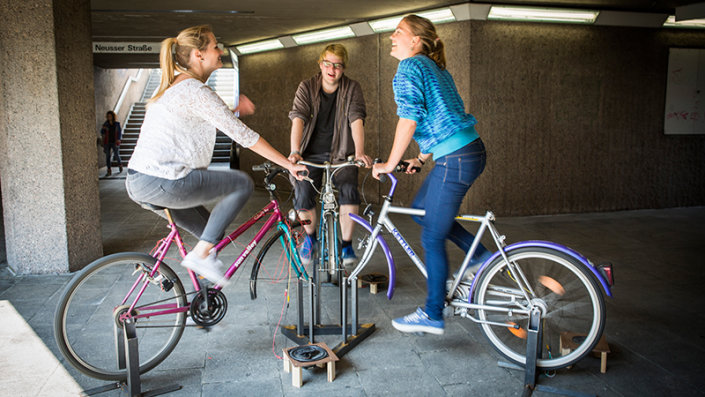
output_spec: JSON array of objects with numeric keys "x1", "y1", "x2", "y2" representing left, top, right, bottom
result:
[
  {"x1": 355, "y1": 153, "x2": 373, "y2": 168},
  {"x1": 372, "y1": 161, "x2": 396, "y2": 180},
  {"x1": 401, "y1": 158, "x2": 422, "y2": 174},
  {"x1": 288, "y1": 162, "x2": 308, "y2": 181}
]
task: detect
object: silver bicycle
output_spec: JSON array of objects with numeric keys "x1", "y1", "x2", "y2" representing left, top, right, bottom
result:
[
  {"x1": 347, "y1": 171, "x2": 614, "y2": 370},
  {"x1": 296, "y1": 157, "x2": 364, "y2": 280}
]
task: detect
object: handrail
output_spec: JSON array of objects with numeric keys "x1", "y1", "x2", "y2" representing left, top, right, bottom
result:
[{"x1": 113, "y1": 69, "x2": 144, "y2": 124}]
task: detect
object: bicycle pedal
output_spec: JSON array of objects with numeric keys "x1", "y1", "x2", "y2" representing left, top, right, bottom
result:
[{"x1": 413, "y1": 332, "x2": 426, "y2": 337}]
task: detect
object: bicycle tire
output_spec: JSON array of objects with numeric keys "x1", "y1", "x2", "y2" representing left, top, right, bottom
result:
[
  {"x1": 348, "y1": 214, "x2": 397, "y2": 299},
  {"x1": 54, "y1": 252, "x2": 187, "y2": 380},
  {"x1": 324, "y1": 212, "x2": 338, "y2": 276},
  {"x1": 473, "y1": 246, "x2": 605, "y2": 370},
  {"x1": 249, "y1": 221, "x2": 303, "y2": 300}
]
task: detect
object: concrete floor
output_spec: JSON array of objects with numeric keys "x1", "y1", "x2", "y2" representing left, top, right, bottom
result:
[{"x1": 1, "y1": 171, "x2": 704, "y2": 396}]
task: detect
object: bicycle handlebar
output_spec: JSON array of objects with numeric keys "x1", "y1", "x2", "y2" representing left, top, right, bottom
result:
[
  {"x1": 252, "y1": 162, "x2": 298, "y2": 188},
  {"x1": 296, "y1": 158, "x2": 364, "y2": 188},
  {"x1": 374, "y1": 159, "x2": 420, "y2": 193},
  {"x1": 297, "y1": 158, "x2": 365, "y2": 169}
]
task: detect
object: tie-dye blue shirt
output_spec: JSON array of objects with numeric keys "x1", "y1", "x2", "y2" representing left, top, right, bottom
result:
[{"x1": 393, "y1": 54, "x2": 478, "y2": 157}]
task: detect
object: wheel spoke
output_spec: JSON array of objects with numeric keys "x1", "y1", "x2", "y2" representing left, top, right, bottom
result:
[
  {"x1": 474, "y1": 247, "x2": 605, "y2": 370},
  {"x1": 54, "y1": 253, "x2": 186, "y2": 380}
]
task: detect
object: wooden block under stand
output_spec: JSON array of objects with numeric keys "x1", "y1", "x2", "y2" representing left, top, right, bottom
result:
[
  {"x1": 283, "y1": 342, "x2": 339, "y2": 388},
  {"x1": 560, "y1": 331, "x2": 611, "y2": 374},
  {"x1": 356, "y1": 273, "x2": 388, "y2": 294}
]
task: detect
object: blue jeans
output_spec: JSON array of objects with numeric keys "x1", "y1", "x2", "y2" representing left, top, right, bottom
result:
[
  {"x1": 411, "y1": 139, "x2": 488, "y2": 320},
  {"x1": 104, "y1": 143, "x2": 122, "y2": 168},
  {"x1": 125, "y1": 168, "x2": 254, "y2": 244}
]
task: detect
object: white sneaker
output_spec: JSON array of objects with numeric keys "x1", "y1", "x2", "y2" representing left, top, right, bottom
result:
[{"x1": 181, "y1": 251, "x2": 229, "y2": 286}]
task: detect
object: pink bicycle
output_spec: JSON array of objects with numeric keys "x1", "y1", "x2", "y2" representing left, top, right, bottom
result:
[{"x1": 54, "y1": 163, "x2": 307, "y2": 380}]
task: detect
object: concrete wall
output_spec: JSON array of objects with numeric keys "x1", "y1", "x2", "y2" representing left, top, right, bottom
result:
[
  {"x1": 468, "y1": 22, "x2": 705, "y2": 215},
  {"x1": 93, "y1": 68, "x2": 145, "y2": 129},
  {"x1": 0, "y1": 0, "x2": 102, "y2": 274},
  {"x1": 239, "y1": 20, "x2": 705, "y2": 216}
]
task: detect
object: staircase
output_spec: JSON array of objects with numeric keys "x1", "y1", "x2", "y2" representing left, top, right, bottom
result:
[
  {"x1": 117, "y1": 68, "x2": 238, "y2": 165},
  {"x1": 206, "y1": 68, "x2": 237, "y2": 163},
  {"x1": 117, "y1": 69, "x2": 159, "y2": 164}
]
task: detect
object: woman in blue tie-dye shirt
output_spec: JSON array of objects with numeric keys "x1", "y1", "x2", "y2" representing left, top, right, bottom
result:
[{"x1": 373, "y1": 14, "x2": 492, "y2": 335}]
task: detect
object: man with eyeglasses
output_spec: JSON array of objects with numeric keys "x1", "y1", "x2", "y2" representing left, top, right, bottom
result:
[{"x1": 288, "y1": 43, "x2": 371, "y2": 266}]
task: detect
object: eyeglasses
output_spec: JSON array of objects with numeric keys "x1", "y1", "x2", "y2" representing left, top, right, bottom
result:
[{"x1": 320, "y1": 60, "x2": 344, "y2": 70}]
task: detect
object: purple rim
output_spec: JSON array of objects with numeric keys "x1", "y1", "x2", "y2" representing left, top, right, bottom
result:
[{"x1": 349, "y1": 213, "x2": 396, "y2": 299}]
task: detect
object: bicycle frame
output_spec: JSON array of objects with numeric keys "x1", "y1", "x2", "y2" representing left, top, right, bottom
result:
[
  {"x1": 349, "y1": 172, "x2": 613, "y2": 318},
  {"x1": 119, "y1": 184, "x2": 307, "y2": 323},
  {"x1": 298, "y1": 159, "x2": 360, "y2": 273}
]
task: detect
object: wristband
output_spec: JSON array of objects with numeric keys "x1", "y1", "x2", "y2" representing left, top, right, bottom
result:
[
  {"x1": 417, "y1": 156, "x2": 425, "y2": 165},
  {"x1": 289, "y1": 150, "x2": 301, "y2": 157}
]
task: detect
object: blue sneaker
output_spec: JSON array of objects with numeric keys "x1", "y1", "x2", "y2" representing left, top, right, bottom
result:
[
  {"x1": 392, "y1": 308, "x2": 444, "y2": 335},
  {"x1": 298, "y1": 234, "x2": 317, "y2": 265},
  {"x1": 341, "y1": 245, "x2": 357, "y2": 266}
]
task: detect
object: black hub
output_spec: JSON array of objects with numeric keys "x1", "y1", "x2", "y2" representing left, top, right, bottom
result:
[{"x1": 113, "y1": 305, "x2": 138, "y2": 328}]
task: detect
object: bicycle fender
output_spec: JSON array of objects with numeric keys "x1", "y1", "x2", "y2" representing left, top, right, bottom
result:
[
  {"x1": 349, "y1": 213, "x2": 396, "y2": 299},
  {"x1": 470, "y1": 241, "x2": 613, "y2": 301},
  {"x1": 277, "y1": 223, "x2": 308, "y2": 281}
]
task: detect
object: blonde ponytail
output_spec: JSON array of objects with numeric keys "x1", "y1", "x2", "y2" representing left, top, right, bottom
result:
[{"x1": 149, "y1": 25, "x2": 213, "y2": 104}]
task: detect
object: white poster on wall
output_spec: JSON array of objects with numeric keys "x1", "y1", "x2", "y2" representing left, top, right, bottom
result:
[{"x1": 664, "y1": 48, "x2": 705, "y2": 134}]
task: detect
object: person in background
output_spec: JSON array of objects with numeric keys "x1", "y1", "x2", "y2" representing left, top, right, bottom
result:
[
  {"x1": 288, "y1": 43, "x2": 372, "y2": 267},
  {"x1": 373, "y1": 15, "x2": 492, "y2": 335},
  {"x1": 125, "y1": 25, "x2": 305, "y2": 285},
  {"x1": 100, "y1": 110, "x2": 122, "y2": 177}
]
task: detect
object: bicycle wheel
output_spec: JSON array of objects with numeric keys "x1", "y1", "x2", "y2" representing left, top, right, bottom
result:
[
  {"x1": 54, "y1": 252, "x2": 187, "y2": 380},
  {"x1": 473, "y1": 247, "x2": 605, "y2": 370},
  {"x1": 249, "y1": 221, "x2": 304, "y2": 300},
  {"x1": 349, "y1": 220, "x2": 393, "y2": 273},
  {"x1": 323, "y1": 212, "x2": 339, "y2": 276},
  {"x1": 348, "y1": 217, "x2": 397, "y2": 298}
]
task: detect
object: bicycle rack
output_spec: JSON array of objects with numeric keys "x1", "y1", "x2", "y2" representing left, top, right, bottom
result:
[
  {"x1": 279, "y1": 270, "x2": 375, "y2": 358},
  {"x1": 82, "y1": 319, "x2": 181, "y2": 397},
  {"x1": 497, "y1": 308, "x2": 595, "y2": 397}
]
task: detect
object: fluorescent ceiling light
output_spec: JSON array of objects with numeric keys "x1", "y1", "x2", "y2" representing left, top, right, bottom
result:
[
  {"x1": 488, "y1": 6, "x2": 599, "y2": 24},
  {"x1": 663, "y1": 15, "x2": 705, "y2": 28},
  {"x1": 369, "y1": 7, "x2": 456, "y2": 33},
  {"x1": 236, "y1": 39, "x2": 283, "y2": 55},
  {"x1": 293, "y1": 26, "x2": 355, "y2": 45}
]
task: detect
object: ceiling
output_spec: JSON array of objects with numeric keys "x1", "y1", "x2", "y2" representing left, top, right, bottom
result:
[{"x1": 90, "y1": 0, "x2": 701, "y2": 68}]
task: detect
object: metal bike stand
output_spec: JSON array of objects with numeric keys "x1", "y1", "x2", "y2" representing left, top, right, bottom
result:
[
  {"x1": 279, "y1": 272, "x2": 375, "y2": 358},
  {"x1": 82, "y1": 319, "x2": 181, "y2": 397},
  {"x1": 497, "y1": 308, "x2": 595, "y2": 397}
]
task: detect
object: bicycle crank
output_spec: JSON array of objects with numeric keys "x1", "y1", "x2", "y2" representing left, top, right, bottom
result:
[{"x1": 190, "y1": 288, "x2": 228, "y2": 327}]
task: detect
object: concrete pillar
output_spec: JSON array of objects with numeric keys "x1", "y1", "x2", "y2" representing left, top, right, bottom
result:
[{"x1": 0, "y1": 0, "x2": 102, "y2": 273}]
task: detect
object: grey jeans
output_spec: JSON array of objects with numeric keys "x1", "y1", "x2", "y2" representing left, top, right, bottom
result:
[{"x1": 125, "y1": 168, "x2": 254, "y2": 244}]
